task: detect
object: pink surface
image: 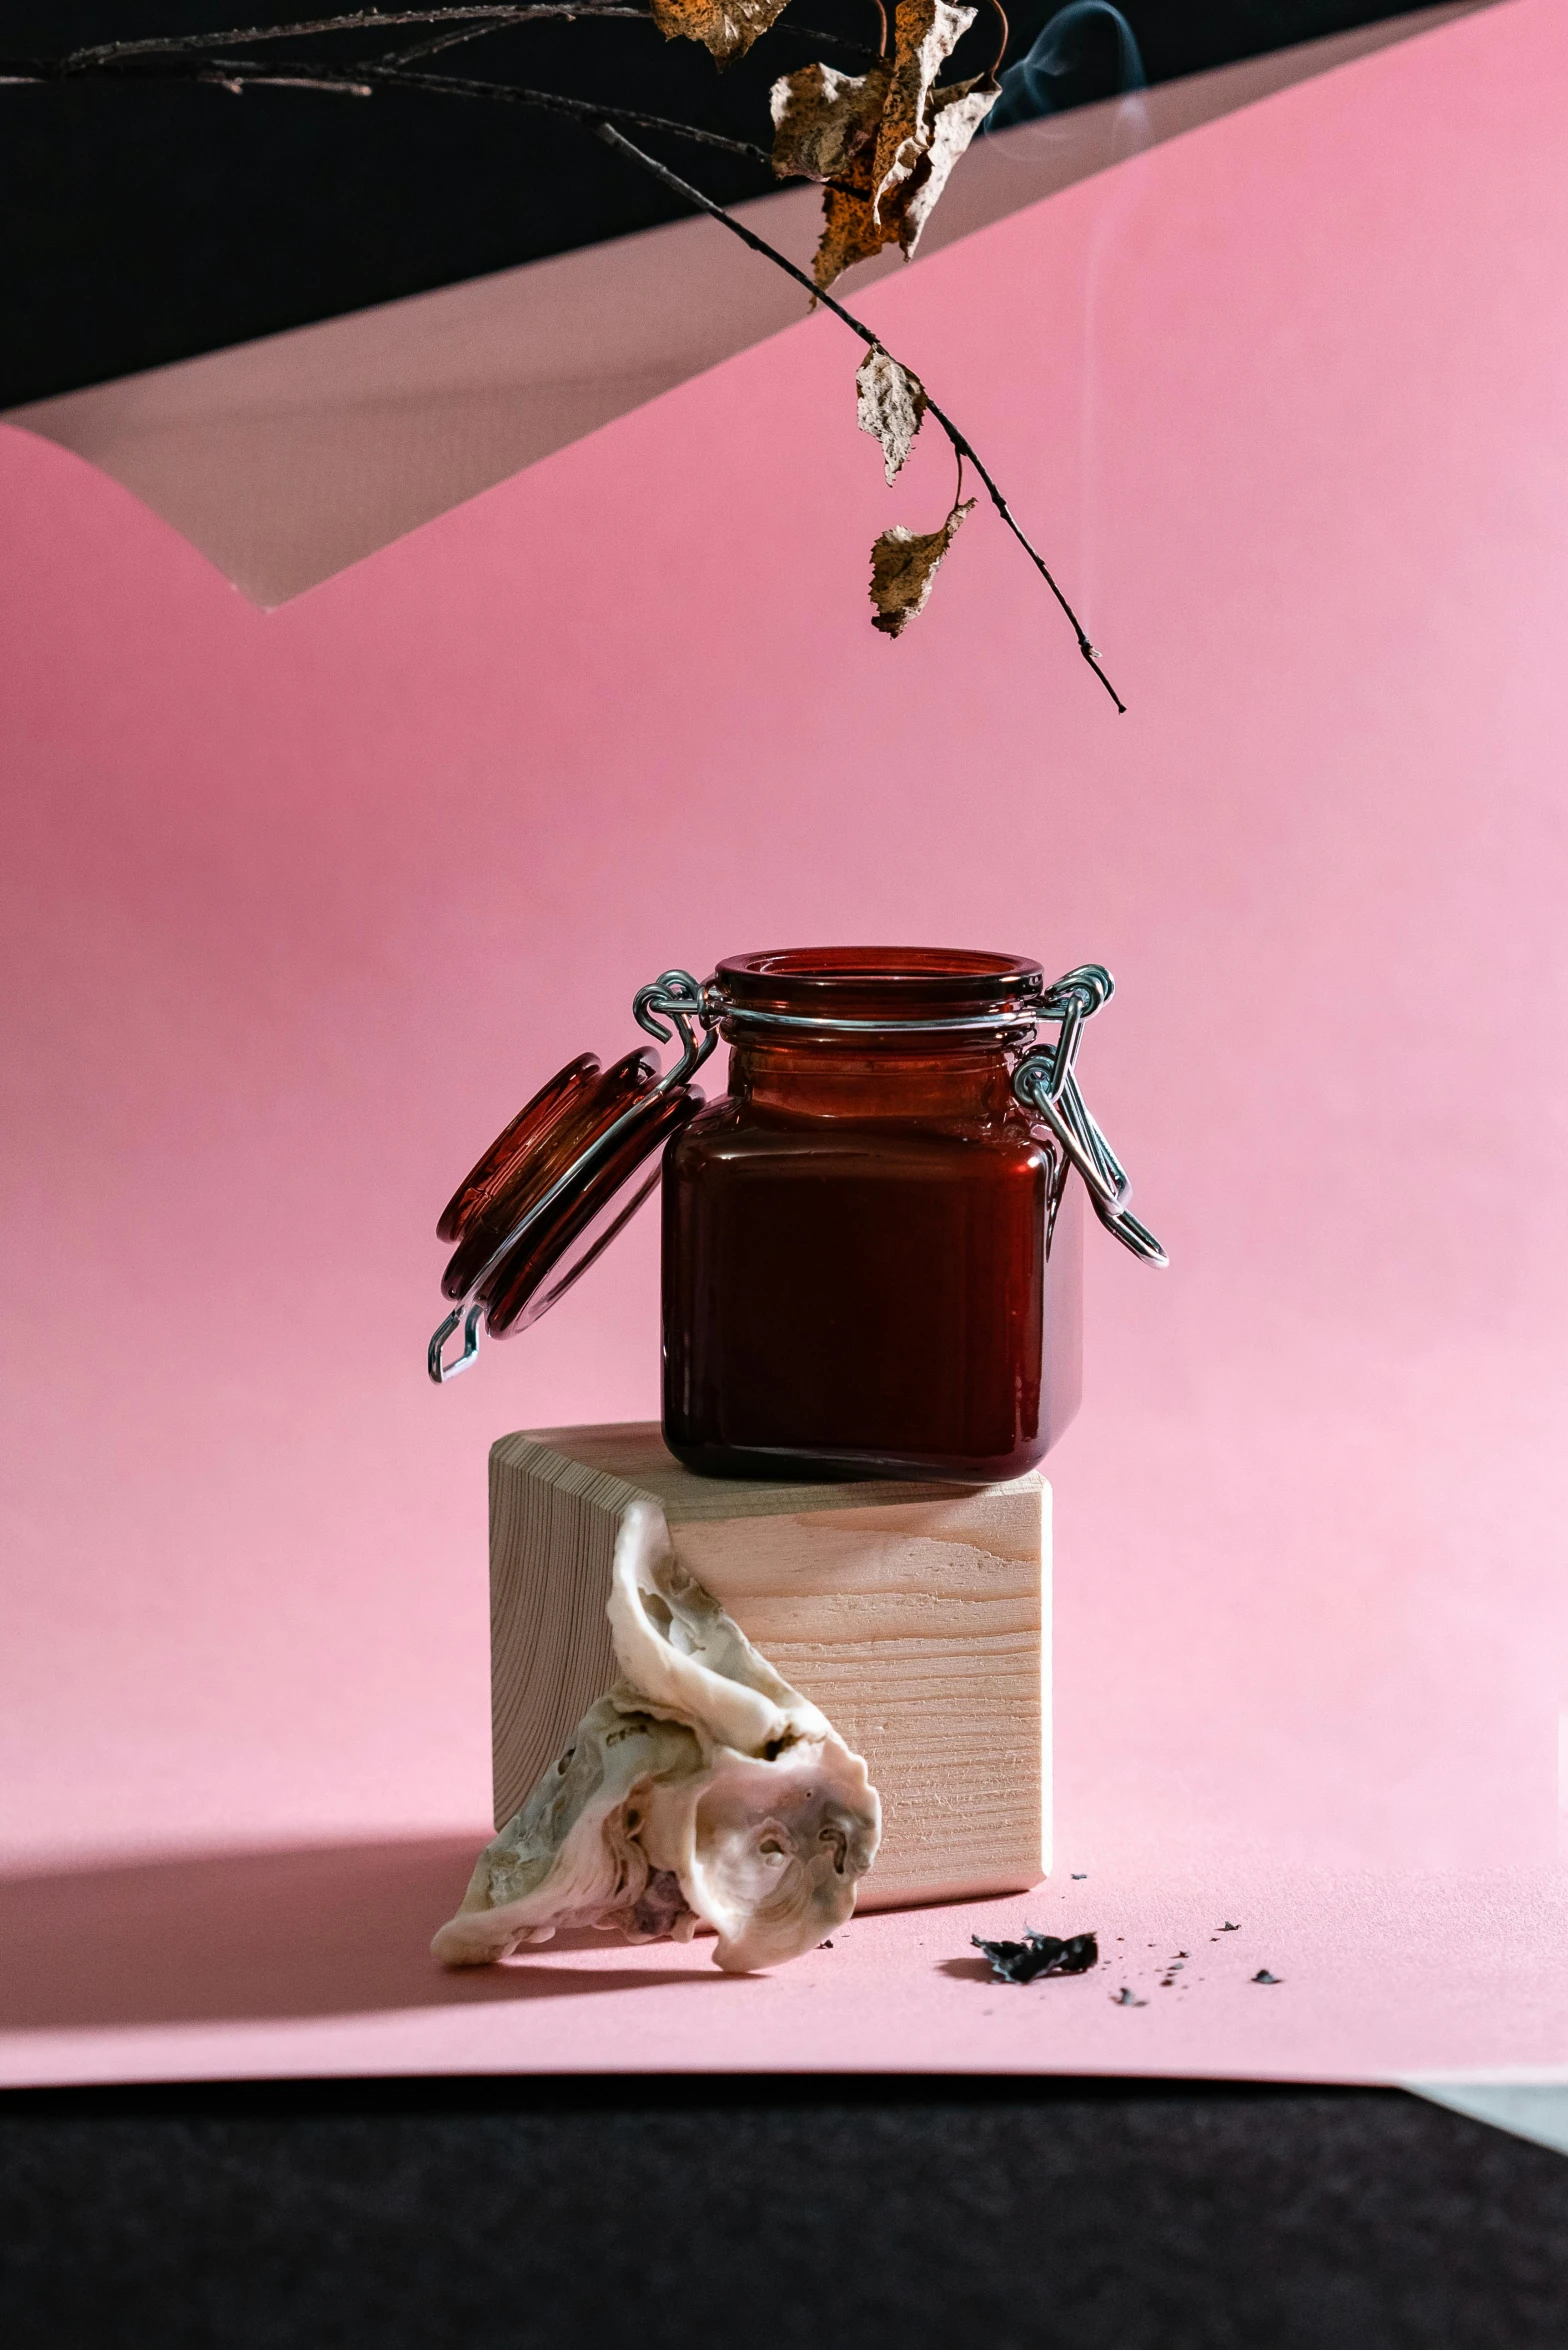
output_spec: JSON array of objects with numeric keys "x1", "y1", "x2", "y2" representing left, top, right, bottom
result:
[
  {"x1": 4, "y1": 1847, "x2": 1562, "y2": 2088},
  {"x1": 3, "y1": 0, "x2": 1567, "y2": 2087}
]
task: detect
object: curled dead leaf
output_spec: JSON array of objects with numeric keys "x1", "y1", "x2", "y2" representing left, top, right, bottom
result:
[
  {"x1": 770, "y1": 60, "x2": 889, "y2": 184},
  {"x1": 856, "y1": 345, "x2": 928, "y2": 484},
  {"x1": 871, "y1": 0, "x2": 975, "y2": 220},
  {"x1": 771, "y1": 61, "x2": 900, "y2": 287},
  {"x1": 779, "y1": 2, "x2": 997, "y2": 290},
  {"x1": 870, "y1": 497, "x2": 976, "y2": 637},
  {"x1": 813, "y1": 183, "x2": 896, "y2": 290},
  {"x1": 651, "y1": 0, "x2": 791, "y2": 63},
  {"x1": 896, "y1": 75, "x2": 999, "y2": 259}
]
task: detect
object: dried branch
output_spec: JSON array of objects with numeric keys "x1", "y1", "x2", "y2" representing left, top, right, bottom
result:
[
  {"x1": 595, "y1": 119, "x2": 1123, "y2": 706},
  {"x1": 361, "y1": 64, "x2": 768, "y2": 165},
  {"x1": 65, "y1": 8, "x2": 642, "y2": 68},
  {"x1": 0, "y1": 45, "x2": 777, "y2": 161},
  {"x1": 26, "y1": 3, "x2": 878, "y2": 73},
  {"x1": 377, "y1": 8, "x2": 648, "y2": 69},
  {"x1": 1, "y1": 1, "x2": 1124, "y2": 706}
]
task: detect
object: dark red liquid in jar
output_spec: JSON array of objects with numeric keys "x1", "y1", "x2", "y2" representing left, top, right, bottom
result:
[{"x1": 661, "y1": 948, "x2": 1083, "y2": 1483}]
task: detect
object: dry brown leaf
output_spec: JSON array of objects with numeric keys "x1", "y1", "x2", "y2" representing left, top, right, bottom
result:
[
  {"x1": 896, "y1": 75, "x2": 999, "y2": 257},
  {"x1": 770, "y1": 60, "x2": 889, "y2": 183},
  {"x1": 795, "y1": 2, "x2": 989, "y2": 289},
  {"x1": 776, "y1": 2, "x2": 988, "y2": 290},
  {"x1": 856, "y1": 345, "x2": 928, "y2": 484},
  {"x1": 871, "y1": 0, "x2": 976, "y2": 223},
  {"x1": 651, "y1": 0, "x2": 791, "y2": 63},
  {"x1": 771, "y1": 62, "x2": 899, "y2": 288},
  {"x1": 814, "y1": 182, "x2": 898, "y2": 290},
  {"x1": 869, "y1": 497, "x2": 975, "y2": 636}
]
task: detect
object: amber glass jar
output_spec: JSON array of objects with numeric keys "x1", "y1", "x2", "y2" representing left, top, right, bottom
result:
[
  {"x1": 660, "y1": 948, "x2": 1082, "y2": 1483},
  {"x1": 429, "y1": 944, "x2": 1160, "y2": 1476}
]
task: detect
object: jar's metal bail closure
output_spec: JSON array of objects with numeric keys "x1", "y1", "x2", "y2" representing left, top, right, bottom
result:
[
  {"x1": 428, "y1": 958, "x2": 1165, "y2": 1384},
  {"x1": 1010, "y1": 966, "x2": 1167, "y2": 1268}
]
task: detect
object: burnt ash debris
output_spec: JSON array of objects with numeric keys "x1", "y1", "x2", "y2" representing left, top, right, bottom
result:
[
  {"x1": 965, "y1": 1911, "x2": 1283, "y2": 1999},
  {"x1": 971, "y1": 1930, "x2": 1100, "y2": 1985}
]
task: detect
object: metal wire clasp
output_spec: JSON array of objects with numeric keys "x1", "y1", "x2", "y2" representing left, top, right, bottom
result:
[
  {"x1": 1012, "y1": 965, "x2": 1167, "y2": 1266},
  {"x1": 428, "y1": 1299, "x2": 485, "y2": 1383},
  {"x1": 631, "y1": 969, "x2": 721, "y2": 1086}
]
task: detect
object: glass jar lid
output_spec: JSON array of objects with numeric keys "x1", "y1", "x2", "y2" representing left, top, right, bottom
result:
[
  {"x1": 435, "y1": 1047, "x2": 692, "y2": 1324},
  {"x1": 428, "y1": 974, "x2": 718, "y2": 1380}
]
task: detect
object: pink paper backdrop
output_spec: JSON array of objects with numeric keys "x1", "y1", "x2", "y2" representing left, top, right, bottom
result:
[{"x1": 3, "y1": 0, "x2": 1566, "y2": 2086}]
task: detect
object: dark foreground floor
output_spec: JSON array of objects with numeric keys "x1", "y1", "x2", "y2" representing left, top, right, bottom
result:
[{"x1": 3, "y1": 2077, "x2": 1565, "y2": 2349}]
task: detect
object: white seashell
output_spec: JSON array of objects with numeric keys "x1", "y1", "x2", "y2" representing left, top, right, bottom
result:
[{"x1": 433, "y1": 1497, "x2": 881, "y2": 1973}]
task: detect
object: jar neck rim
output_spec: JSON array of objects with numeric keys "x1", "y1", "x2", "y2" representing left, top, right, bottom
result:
[{"x1": 710, "y1": 947, "x2": 1044, "y2": 1040}]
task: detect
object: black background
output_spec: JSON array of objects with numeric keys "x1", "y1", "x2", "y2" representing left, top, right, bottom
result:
[
  {"x1": 3, "y1": 2, "x2": 1445, "y2": 405},
  {"x1": 4, "y1": 2074, "x2": 1568, "y2": 2347}
]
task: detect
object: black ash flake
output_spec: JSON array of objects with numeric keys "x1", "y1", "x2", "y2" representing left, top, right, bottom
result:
[
  {"x1": 971, "y1": 1930, "x2": 1099, "y2": 1985},
  {"x1": 969, "y1": 1916, "x2": 1271, "y2": 2000}
]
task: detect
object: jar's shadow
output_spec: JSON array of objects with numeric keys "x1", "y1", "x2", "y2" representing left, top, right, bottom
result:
[{"x1": 0, "y1": 1839, "x2": 729, "y2": 2031}]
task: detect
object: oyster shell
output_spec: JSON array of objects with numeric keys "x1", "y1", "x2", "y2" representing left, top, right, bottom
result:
[{"x1": 433, "y1": 1498, "x2": 881, "y2": 1973}]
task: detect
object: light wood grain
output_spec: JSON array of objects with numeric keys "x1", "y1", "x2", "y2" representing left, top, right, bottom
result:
[{"x1": 489, "y1": 1424, "x2": 1050, "y2": 1909}]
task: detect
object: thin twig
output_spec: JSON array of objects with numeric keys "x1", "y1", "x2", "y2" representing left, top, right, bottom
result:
[
  {"x1": 923, "y1": 394, "x2": 1123, "y2": 709},
  {"x1": 765, "y1": 20, "x2": 882, "y2": 64},
  {"x1": 216, "y1": 70, "x2": 374, "y2": 91},
  {"x1": 63, "y1": 8, "x2": 633, "y2": 68},
  {"x1": 375, "y1": 9, "x2": 879, "y2": 70},
  {"x1": 594, "y1": 119, "x2": 1124, "y2": 707},
  {"x1": 378, "y1": 27, "x2": 522, "y2": 63},
  {"x1": 4, "y1": 49, "x2": 776, "y2": 164},
  {"x1": 370, "y1": 61, "x2": 770, "y2": 159},
  {"x1": 339, "y1": 60, "x2": 778, "y2": 160},
  {"x1": 47, "y1": 5, "x2": 879, "y2": 73},
  {"x1": 379, "y1": 7, "x2": 645, "y2": 67}
]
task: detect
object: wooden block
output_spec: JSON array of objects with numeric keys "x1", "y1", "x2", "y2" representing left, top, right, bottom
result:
[{"x1": 489, "y1": 1422, "x2": 1050, "y2": 1910}]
